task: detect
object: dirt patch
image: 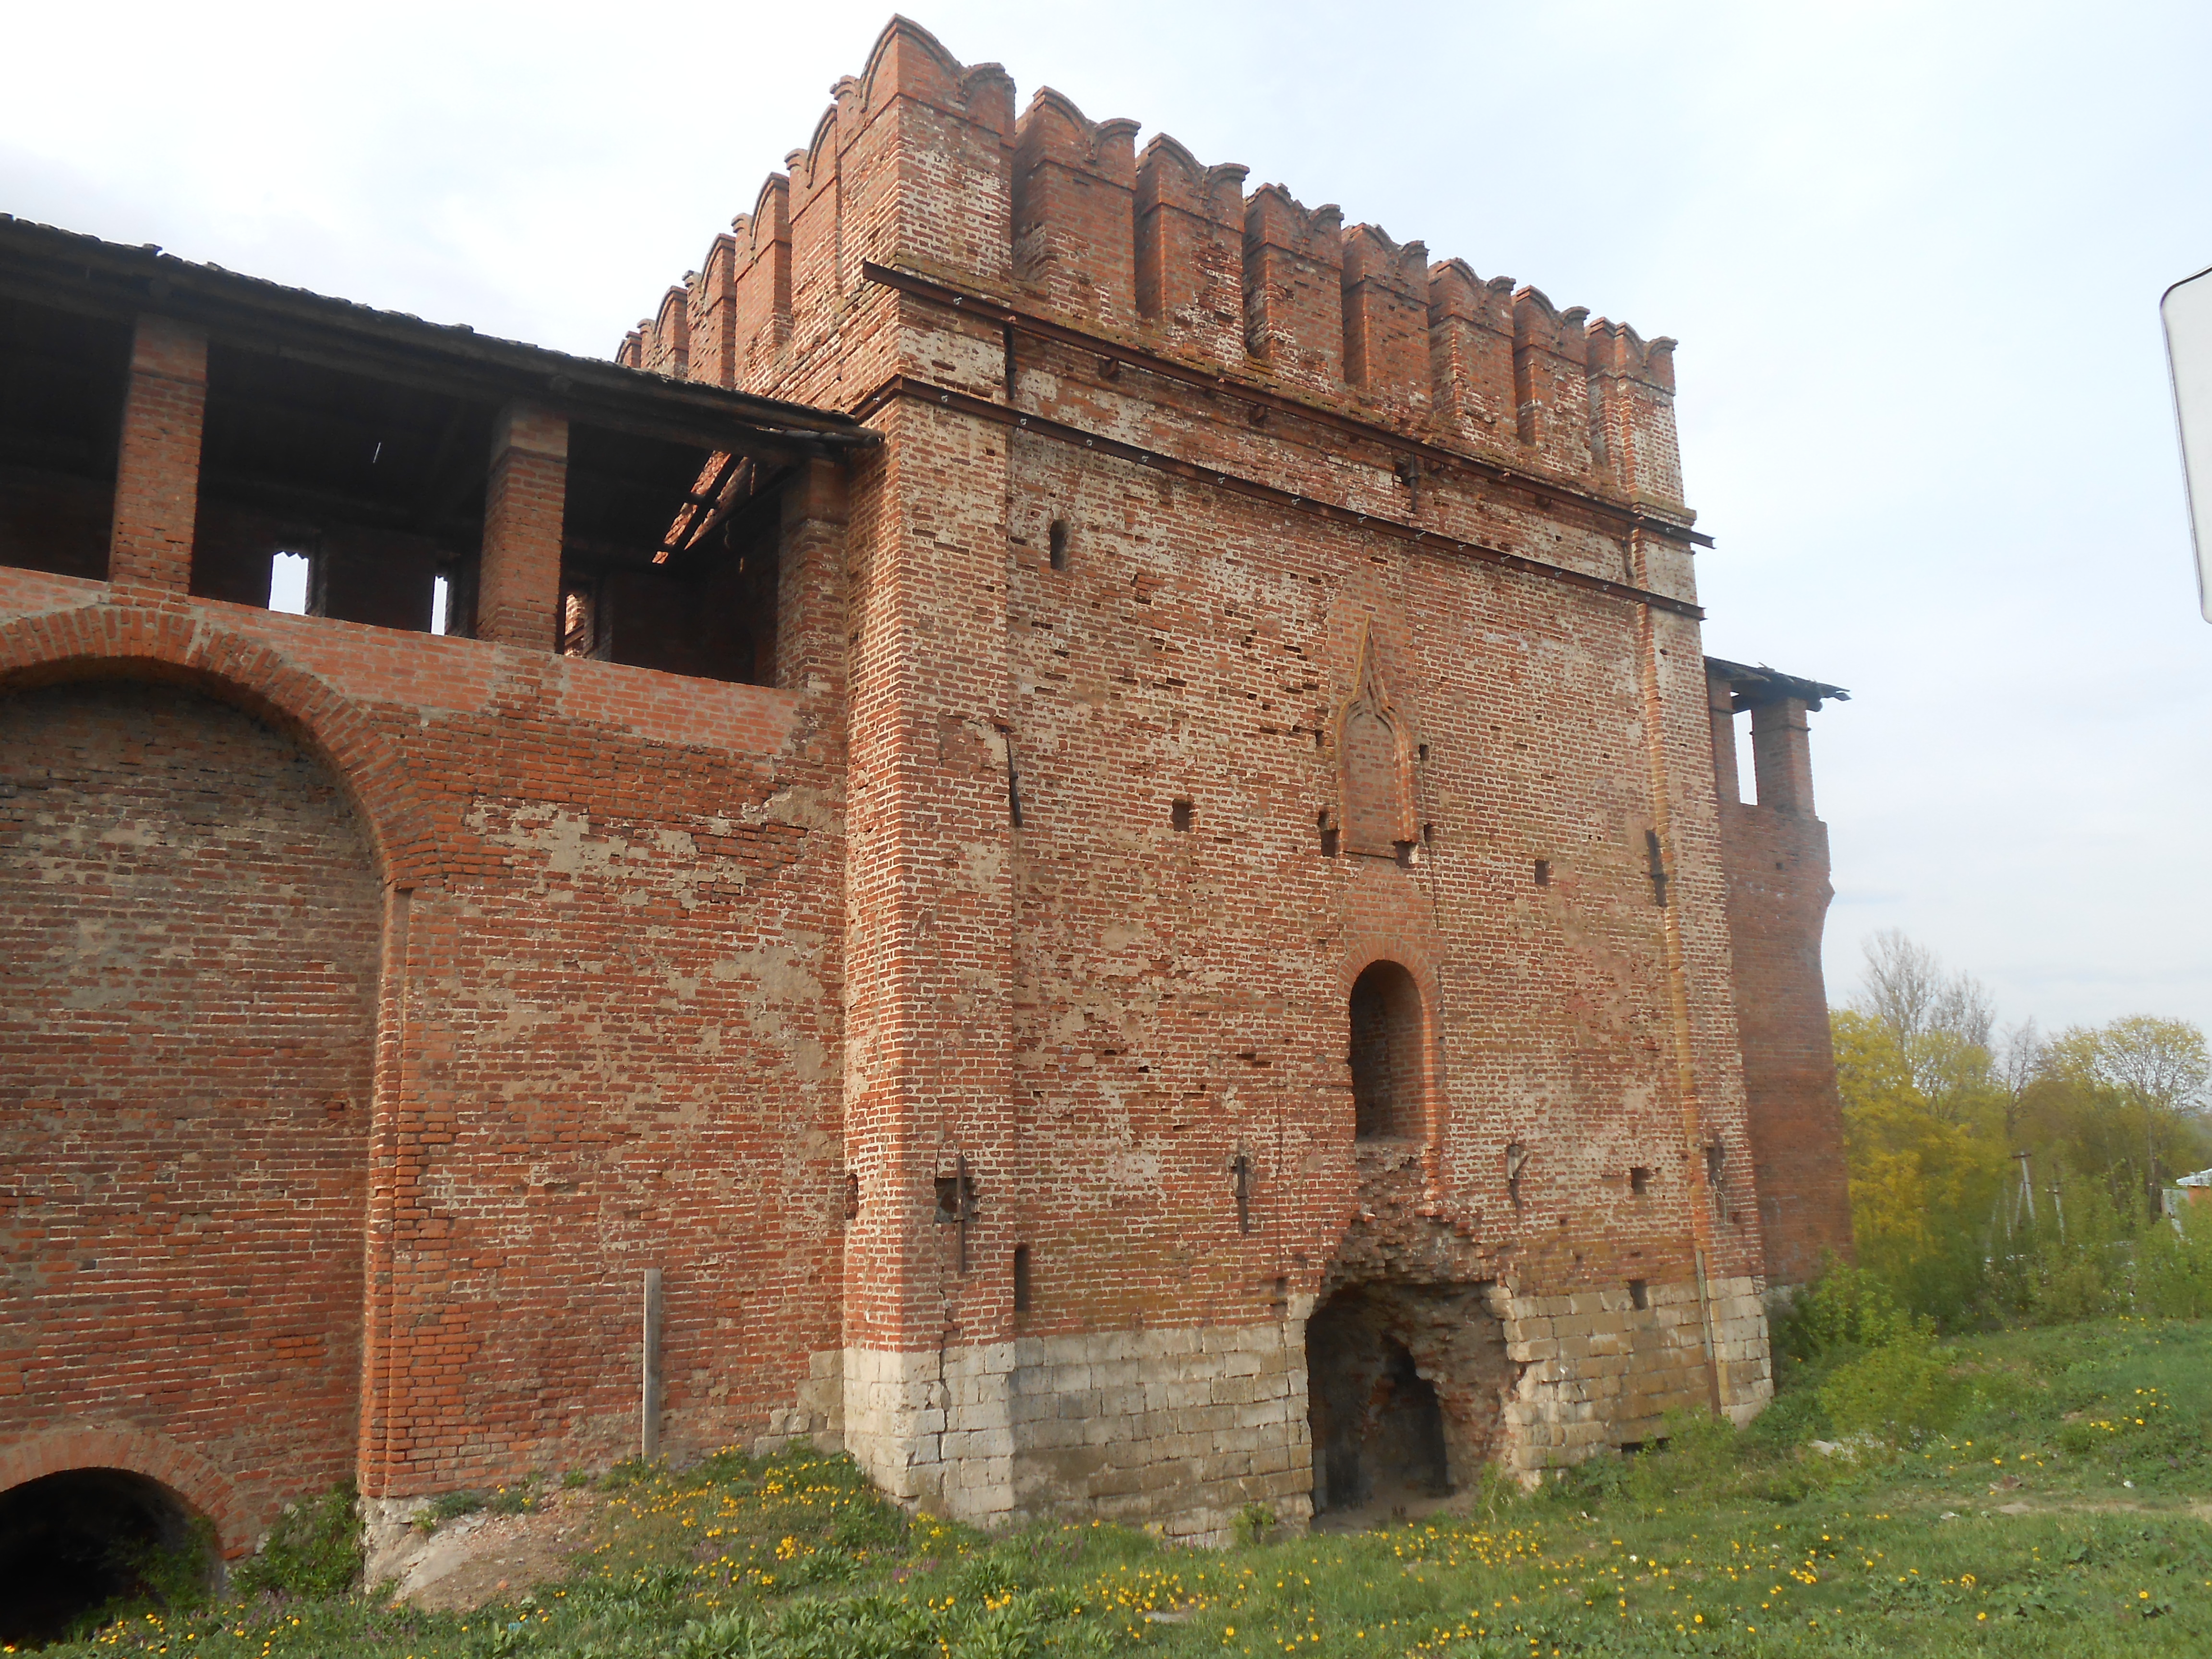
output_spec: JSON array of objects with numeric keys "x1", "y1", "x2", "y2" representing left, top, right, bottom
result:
[
  {"x1": 375, "y1": 1489, "x2": 601, "y2": 1612},
  {"x1": 1932, "y1": 1494, "x2": 2212, "y2": 1522}
]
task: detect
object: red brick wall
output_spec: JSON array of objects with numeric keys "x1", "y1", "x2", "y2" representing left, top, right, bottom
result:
[
  {"x1": 0, "y1": 580, "x2": 850, "y2": 1544},
  {"x1": 0, "y1": 12, "x2": 1854, "y2": 1539},
  {"x1": 1711, "y1": 748, "x2": 1853, "y2": 1285},
  {"x1": 0, "y1": 681, "x2": 378, "y2": 1533}
]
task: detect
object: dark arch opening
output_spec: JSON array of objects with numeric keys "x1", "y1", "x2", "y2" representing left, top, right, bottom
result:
[
  {"x1": 0, "y1": 1469, "x2": 214, "y2": 1647},
  {"x1": 1306, "y1": 1289, "x2": 1450, "y2": 1514},
  {"x1": 1349, "y1": 960, "x2": 1423, "y2": 1140}
]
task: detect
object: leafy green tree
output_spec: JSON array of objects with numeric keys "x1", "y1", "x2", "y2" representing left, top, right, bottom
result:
[
  {"x1": 1831, "y1": 928, "x2": 2212, "y2": 1328},
  {"x1": 1831, "y1": 1010, "x2": 2008, "y2": 1325},
  {"x1": 2023, "y1": 1018, "x2": 2212, "y2": 1210}
]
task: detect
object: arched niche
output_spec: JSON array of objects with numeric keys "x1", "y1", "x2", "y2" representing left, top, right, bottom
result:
[
  {"x1": 1334, "y1": 624, "x2": 1416, "y2": 859},
  {"x1": 1349, "y1": 959, "x2": 1424, "y2": 1141}
]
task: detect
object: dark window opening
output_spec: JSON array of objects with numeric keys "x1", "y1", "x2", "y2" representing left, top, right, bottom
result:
[
  {"x1": 558, "y1": 428, "x2": 780, "y2": 685},
  {"x1": 1171, "y1": 798, "x2": 1193, "y2": 833},
  {"x1": 1706, "y1": 1141, "x2": 1727, "y2": 1197},
  {"x1": 1628, "y1": 1279, "x2": 1650, "y2": 1311},
  {"x1": 190, "y1": 343, "x2": 492, "y2": 633},
  {"x1": 1307, "y1": 1293, "x2": 1450, "y2": 1514},
  {"x1": 0, "y1": 299, "x2": 134, "y2": 583},
  {"x1": 1047, "y1": 518, "x2": 1070, "y2": 570},
  {"x1": 1629, "y1": 1166, "x2": 1652, "y2": 1197},
  {"x1": 1534, "y1": 858, "x2": 1551, "y2": 887},
  {"x1": 1349, "y1": 960, "x2": 1423, "y2": 1141},
  {"x1": 842, "y1": 1171, "x2": 860, "y2": 1222},
  {"x1": 1417, "y1": 743, "x2": 1430, "y2": 763},
  {"x1": 1012, "y1": 1243, "x2": 1033, "y2": 1312},
  {"x1": 1319, "y1": 812, "x2": 1340, "y2": 858},
  {"x1": 1394, "y1": 840, "x2": 1416, "y2": 868},
  {"x1": 1505, "y1": 1142, "x2": 1530, "y2": 1209},
  {"x1": 0, "y1": 1469, "x2": 214, "y2": 1648},
  {"x1": 1231, "y1": 1152, "x2": 1253, "y2": 1234}
]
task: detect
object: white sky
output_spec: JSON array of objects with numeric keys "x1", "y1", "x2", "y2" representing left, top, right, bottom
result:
[{"x1": 7, "y1": 0, "x2": 2210, "y2": 1037}]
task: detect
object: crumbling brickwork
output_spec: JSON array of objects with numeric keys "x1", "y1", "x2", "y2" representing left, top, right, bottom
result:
[
  {"x1": 1707, "y1": 664, "x2": 1853, "y2": 1288},
  {"x1": 0, "y1": 14, "x2": 1850, "y2": 1558}
]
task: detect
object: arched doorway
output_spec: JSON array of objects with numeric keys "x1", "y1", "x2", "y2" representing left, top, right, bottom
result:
[
  {"x1": 0, "y1": 681, "x2": 380, "y2": 1537},
  {"x1": 0, "y1": 1469, "x2": 214, "y2": 1646},
  {"x1": 1305, "y1": 1280, "x2": 1512, "y2": 1519},
  {"x1": 1306, "y1": 1287, "x2": 1448, "y2": 1514},
  {"x1": 1349, "y1": 960, "x2": 1423, "y2": 1140}
]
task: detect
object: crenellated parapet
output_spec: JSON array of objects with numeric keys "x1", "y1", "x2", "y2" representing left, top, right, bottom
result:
[
  {"x1": 1339, "y1": 223, "x2": 1429, "y2": 416},
  {"x1": 849, "y1": 21, "x2": 1015, "y2": 285},
  {"x1": 1426, "y1": 260, "x2": 1518, "y2": 454},
  {"x1": 1584, "y1": 319, "x2": 1683, "y2": 505},
  {"x1": 1133, "y1": 135, "x2": 1247, "y2": 369},
  {"x1": 1243, "y1": 184, "x2": 1345, "y2": 392},
  {"x1": 727, "y1": 176, "x2": 793, "y2": 394},
  {"x1": 1014, "y1": 90, "x2": 1140, "y2": 327},
  {"x1": 615, "y1": 14, "x2": 1689, "y2": 507},
  {"x1": 642, "y1": 285, "x2": 690, "y2": 380},
  {"x1": 1510, "y1": 286, "x2": 1591, "y2": 475},
  {"x1": 688, "y1": 233, "x2": 739, "y2": 389}
]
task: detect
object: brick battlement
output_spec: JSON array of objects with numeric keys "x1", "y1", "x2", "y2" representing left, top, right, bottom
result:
[{"x1": 627, "y1": 15, "x2": 1687, "y2": 507}]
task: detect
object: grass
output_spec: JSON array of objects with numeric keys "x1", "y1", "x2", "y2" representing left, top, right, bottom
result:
[{"x1": 28, "y1": 1320, "x2": 2211, "y2": 1658}]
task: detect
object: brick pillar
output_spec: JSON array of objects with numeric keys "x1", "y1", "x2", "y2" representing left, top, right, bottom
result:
[
  {"x1": 839, "y1": 396, "x2": 1016, "y2": 1525},
  {"x1": 1749, "y1": 697, "x2": 1815, "y2": 816},
  {"x1": 1707, "y1": 671, "x2": 1741, "y2": 806},
  {"x1": 107, "y1": 314, "x2": 208, "y2": 592},
  {"x1": 477, "y1": 404, "x2": 567, "y2": 650},
  {"x1": 775, "y1": 458, "x2": 847, "y2": 696}
]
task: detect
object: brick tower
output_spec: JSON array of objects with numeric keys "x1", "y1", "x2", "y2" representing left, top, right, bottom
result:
[{"x1": 0, "y1": 14, "x2": 1851, "y2": 1557}]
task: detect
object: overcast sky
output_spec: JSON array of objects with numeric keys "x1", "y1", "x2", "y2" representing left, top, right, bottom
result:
[{"x1": 8, "y1": 0, "x2": 2210, "y2": 1038}]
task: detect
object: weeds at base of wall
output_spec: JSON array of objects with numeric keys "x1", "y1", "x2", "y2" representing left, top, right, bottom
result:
[
  {"x1": 413, "y1": 1480, "x2": 545, "y2": 1535},
  {"x1": 76, "y1": 1513, "x2": 224, "y2": 1641},
  {"x1": 1226, "y1": 1503, "x2": 1276, "y2": 1548},
  {"x1": 231, "y1": 1481, "x2": 364, "y2": 1599},
  {"x1": 35, "y1": 1325, "x2": 2212, "y2": 1658}
]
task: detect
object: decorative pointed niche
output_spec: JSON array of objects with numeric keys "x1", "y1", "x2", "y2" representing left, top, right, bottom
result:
[{"x1": 1334, "y1": 625, "x2": 1418, "y2": 858}]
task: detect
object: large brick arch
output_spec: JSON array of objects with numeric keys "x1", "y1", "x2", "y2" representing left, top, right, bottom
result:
[
  {"x1": 0, "y1": 600, "x2": 440, "y2": 888},
  {"x1": 0, "y1": 1425, "x2": 248, "y2": 1556},
  {"x1": 1, "y1": 672, "x2": 384, "y2": 1545}
]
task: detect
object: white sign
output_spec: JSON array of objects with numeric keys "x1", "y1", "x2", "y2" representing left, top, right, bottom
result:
[{"x1": 2163, "y1": 264, "x2": 2212, "y2": 624}]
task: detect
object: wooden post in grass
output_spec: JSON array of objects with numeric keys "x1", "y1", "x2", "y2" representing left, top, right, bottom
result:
[{"x1": 642, "y1": 1268, "x2": 663, "y2": 1461}]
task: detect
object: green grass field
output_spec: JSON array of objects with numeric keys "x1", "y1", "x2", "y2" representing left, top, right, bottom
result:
[{"x1": 35, "y1": 1320, "x2": 2211, "y2": 1658}]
